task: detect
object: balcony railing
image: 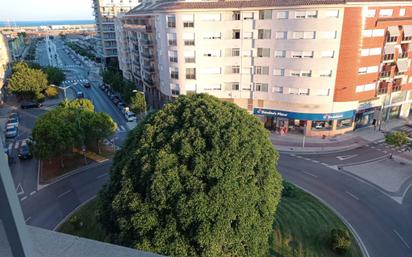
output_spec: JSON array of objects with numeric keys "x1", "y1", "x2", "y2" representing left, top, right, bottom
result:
[
  {"x1": 185, "y1": 57, "x2": 195, "y2": 63},
  {"x1": 184, "y1": 40, "x2": 195, "y2": 46},
  {"x1": 140, "y1": 38, "x2": 153, "y2": 46},
  {"x1": 141, "y1": 52, "x2": 153, "y2": 59},
  {"x1": 398, "y1": 52, "x2": 408, "y2": 59},
  {"x1": 168, "y1": 39, "x2": 177, "y2": 46},
  {"x1": 143, "y1": 66, "x2": 155, "y2": 72},
  {"x1": 383, "y1": 54, "x2": 394, "y2": 61},
  {"x1": 379, "y1": 71, "x2": 391, "y2": 79}
]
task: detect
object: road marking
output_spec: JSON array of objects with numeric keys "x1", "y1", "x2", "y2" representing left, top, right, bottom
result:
[
  {"x1": 336, "y1": 154, "x2": 358, "y2": 161},
  {"x1": 345, "y1": 191, "x2": 359, "y2": 201},
  {"x1": 25, "y1": 216, "x2": 31, "y2": 223},
  {"x1": 20, "y1": 196, "x2": 28, "y2": 202},
  {"x1": 289, "y1": 154, "x2": 296, "y2": 157},
  {"x1": 57, "y1": 189, "x2": 72, "y2": 199},
  {"x1": 96, "y1": 173, "x2": 108, "y2": 179},
  {"x1": 303, "y1": 171, "x2": 318, "y2": 178},
  {"x1": 16, "y1": 183, "x2": 24, "y2": 195},
  {"x1": 321, "y1": 162, "x2": 329, "y2": 166},
  {"x1": 382, "y1": 150, "x2": 388, "y2": 153},
  {"x1": 29, "y1": 191, "x2": 36, "y2": 196},
  {"x1": 304, "y1": 158, "x2": 311, "y2": 161},
  {"x1": 311, "y1": 160, "x2": 320, "y2": 163},
  {"x1": 296, "y1": 155, "x2": 303, "y2": 159},
  {"x1": 370, "y1": 146, "x2": 375, "y2": 149},
  {"x1": 394, "y1": 230, "x2": 411, "y2": 249}
]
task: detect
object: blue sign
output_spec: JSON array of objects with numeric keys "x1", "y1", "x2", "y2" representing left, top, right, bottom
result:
[{"x1": 253, "y1": 108, "x2": 355, "y2": 121}]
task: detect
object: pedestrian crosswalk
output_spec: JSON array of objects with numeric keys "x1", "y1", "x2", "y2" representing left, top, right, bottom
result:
[
  {"x1": 117, "y1": 125, "x2": 127, "y2": 132},
  {"x1": 7, "y1": 139, "x2": 27, "y2": 153},
  {"x1": 62, "y1": 79, "x2": 88, "y2": 85},
  {"x1": 61, "y1": 64, "x2": 81, "y2": 68}
]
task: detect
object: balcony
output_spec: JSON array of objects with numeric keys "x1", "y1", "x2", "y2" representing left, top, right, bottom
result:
[
  {"x1": 140, "y1": 38, "x2": 153, "y2": 46},
  {"x1": 168, "y1": 39, "x2": 177, "y2": 46},
  {"x1": 141, "y1": 52, "x2": 153, "y2": 59},
  {"x1": 383, "y1": 54, "x2": 395, "y2": 62},
  {"x1": 398, "y1": 52, "x2": 408, "y2": 59},
  {"x1": 143, "y1": 65, "x2": 155, "y2": 73},
  {"x1": 379, "y1": 71, "x2": 391, "y2": 79},
  {"x1": 185, "y1": 57, "x2": 195, "y2": 63},
  {"x1": 143, "y1": 76, "x2": 154, "y2": 85}
]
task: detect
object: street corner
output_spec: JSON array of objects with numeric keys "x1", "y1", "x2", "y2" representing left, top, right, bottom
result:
[{"x1": 343, "y1": 159, "x2": 412, "y2": 204}]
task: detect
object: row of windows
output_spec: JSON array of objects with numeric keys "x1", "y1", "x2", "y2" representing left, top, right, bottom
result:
[
  {"x1": 168, "y1": 67, "x2": 333, "y2": 78},
  {"x1": 170, "y1": 83, "x2": 330, "y2": 96},
  {"x1": 365, "y1": 8, "x2": 407, "y2": 18},
  {"x1": 355, "y1": 83, "x2": 376, "y2": 93},
  {"x1": 166, "y1": 9, "x2": 340, "y2": 26}
]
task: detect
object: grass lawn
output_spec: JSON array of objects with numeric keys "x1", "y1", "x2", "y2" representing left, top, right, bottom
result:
[
  {"x1": 59, "y1": 184, "x2": 362, "y2": 257},
  {"x1": 269, "y1": 182, "x2": 363, "y2": 257}
]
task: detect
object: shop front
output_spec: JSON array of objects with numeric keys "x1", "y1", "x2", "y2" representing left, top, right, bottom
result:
[
  {"x1": 355, "y1": 106, "x2": 381, "y2": 129},
  {"x1": 254, "y1": 108, "x2": 356, "y2": 137}
]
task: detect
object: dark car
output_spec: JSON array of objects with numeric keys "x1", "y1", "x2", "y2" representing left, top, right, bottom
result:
[
  {"x1": 18, "y1": 144, "x2": 32, "y2": 160},
  {"x1": 83, "y1": 82, "x2": 91, "y2": 88},
  {"x1": 112, "y1": 98, "x2": 120, "y2": 105},
  {"x1": 21, "y1": 102, "x2": 42, "y2": 109},
  {"x1": 77, "y1": 91, "x2": 85, "y2": 99}
]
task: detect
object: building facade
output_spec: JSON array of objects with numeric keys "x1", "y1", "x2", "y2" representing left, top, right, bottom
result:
[
  {"x1": 116, "y1": 0, "x2": 412, "y2": 136},
  {"x1": 92, "y1": 0, "x2": 141, "y2": 67},
  {"x1": 0, "y1": 33, "x2": 11, "y2": 104}
]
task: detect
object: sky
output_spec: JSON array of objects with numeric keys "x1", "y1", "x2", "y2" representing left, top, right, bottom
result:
[{"x1": 0, "y1": 0, "x2": 94, "y2": 21}]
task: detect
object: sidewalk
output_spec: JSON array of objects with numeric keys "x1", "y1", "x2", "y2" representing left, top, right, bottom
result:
[{"x1": 271, "y1": 118, "x2": 410, "y2": 154}]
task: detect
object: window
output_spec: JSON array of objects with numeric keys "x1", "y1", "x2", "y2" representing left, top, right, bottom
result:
[
  {"x1": 322, "y1": 31, "x2": 337, "y2": 39},
  {"x1": 243, "y1": 32, "x2": 253, "y2": 39},
  {"x1": 184, "y1": 51, "x2": 195, "y2": 63},
  {"x1": 203, "y1": 32, "x2": 221, "y2": 39},
  {"x1": 319, "y1": 70, "x2": 332, "y2": 77},
  {"x1": 255, "y1": 83, "x2": 269, "y2": 92},
  {"x1": 204, "y1": 84, "x2": 221, "y2": 91},
  {"x1": 231, "y1": 65, "x2": 240, "y2": 74},
  {"x1": 293, "y1": 31, "x2": 304, "y2": 39},
  {"x1": 182, "y1": 14, "x2": 194, "y2": 27},
  {"x1": 301, "y1": 70, "x2": 312, "y2": 77},
  {"x1": 167, "y1": 15, "x2": 176, "y2": 28},
  {"x1": 225, "y1": 82, "x2": 240, "y2": 90},
  {"x1": 275, "y1": 31, "x2": 287, "y2": 39},
  {"x1": 257, "y1": 48, "x2": 270, "y2": 57},
  {"x1": 273, "y1": 69, "x2": 285, "y2": 76},
  {"x1": 233, "y1": 30, "x2": 241, "y2": 39},
  {"x1": 290, "y1": 70, "x2": 312, "y2": 77},
  {"x1": 274, "y1": 50, "x2": 286, "y2": 58},
  {"x1": 258, "y1": 29, "x2": 271, "y2": 39},
  {"x1": 316, "y1": 89, "x2": 330, "y2": 96},
  {"x1": 379, "y1": 9, "x2": 393, "y2": 17},
  {"x1": 170, "y1": 67, "x2": 179, "y2": 79},
  {"x1": 255, "y1": 66, "x2": 269, "y2": 75},
  {"x1": 171, "y1": 83, "x2": 180, "y2": 95},
  {"x1": 277, "y1": 11, "x2": 288, "y2": 19},
  {"x1": 243, "y1": 12, "x2": 254, "y2": 20},
  {"x1": 295, "y1": 10, "x2": 318, "y2": 18},
  {"x1": 321, "y1": 50, "x2": 335, "y2": 58},
  {"x1": 231, "y1": 48, "x2": 240, "y2": 57},
  {"x1": 201, "y1": 13, "x2": 221, "y2": 21},
  {"x1": 272, "y1": 86, "x2": 283, "y2": 93},
  {"x1": 288, "y1": 87, "x2": 299, "y2": 95},
  {"x1": 168, "y1": 50, "x2": 178, "y2": 63},
  {"x1": 400, "y1": 8, "x2": 406, "y2": 16},
  {"x1": 204, "y1": 49, "x2": 221, "y2": 57},
  {"x1": 326, "y1": 10, "x2": 339, "y2": 18},
  {"x1": 360, "y1": 47, "x2": 381, "y2": 56},
  {"x1": 167, "y1": 33, "x2": 177, "y2": 46},
  {"x1": 186, "y1": 68, "x2": 196, "y2": 79},
  {"x1": 202, "y1": 67, "x2": 221, "y2": 74},
  {"x1": 299, "y1": 88, "x2": 310, "y2": 95},
  {"x1": 358, "y1": 66, "x2": 378, "y2": 74},
  {"x1": 291, "y1": 51, "x2": 313, "y2": 58},
  {"x1": 293, "y1": 31, "x2": 315, "y2": 39},
  {"x1": 233, "y1": 11, "x2": 241, "y2": 20},
  {"x1": 355, "y1": 82, "x2": 376, "y2": 92},
  {"x1": 366, "y1": 9, "x2": 376, "y2": 17},
  {"x1": 259, "y1": 10, "x2": 272, "y2": 20},
  {"x1": 183, "y1": 32, "x2": 195, "y2": 46},
  {"x1": 337, "y1": 119, "x2": 353, "y2": 129},
  {"x1": 362, "y1": 29, "x2": 385, "y2": 37},
  {"x1": 303, "y1": 51, "x2": 314, "y2": 58},
  {"x1": 312, "y1": 121, "x2": 333, "y2": 130}
]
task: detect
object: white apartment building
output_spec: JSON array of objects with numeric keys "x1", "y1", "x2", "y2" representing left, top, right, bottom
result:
[
  {"x1": 92, "y1": 0, "x2": 141, "y2": 66},
  {"x1": 116, "y1": 0, "x2": 412, "y2": 136},
  {"x1": 0, "y1": 33, "x2": 11, "y2": 104}
]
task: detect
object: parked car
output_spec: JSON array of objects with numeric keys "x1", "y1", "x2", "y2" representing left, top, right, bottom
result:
[
  {"x1": 7, "y1": 117, "x2": 19, "y2": 127},
  {"x1": 21, "y1": 101, "x2": 42, "y2": 109},
  {"x1": 18, "y1": 144, "x2": 32, "y2": 160},
  {"x1": 112, "y1": 98, "x2": 120, "y2": 105},
  {"x1": 5, "y1": 125, "x2": 18, "y2": 138},
  {"x1": 117, "y1": 102, "x2": 125, "y2": 110},
  {"x1": 99, "y1": 84, "x2": 106, "y2": 90},
  {"x1": 76, "y1": 91, "x2": 84, "y2": 99},
  {"x1": 9, "y1": 112, "x2": 19, "y2": 120},
  {"x1": 83, "y1": 82, "x2": 91, "y2": 88},
  {"x1": 124, "y1": 111, "x2": 136, "y2": 122}
]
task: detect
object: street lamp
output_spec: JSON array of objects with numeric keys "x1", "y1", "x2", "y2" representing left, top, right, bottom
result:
[{"x1": 51, "y1": 84, "x2": 70, "y2": 100}]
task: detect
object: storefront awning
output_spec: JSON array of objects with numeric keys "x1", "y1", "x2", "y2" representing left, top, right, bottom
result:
[
  {"x1": 384, "y1": 45, "x2": 395, "y2": 54},
  {"x1": 403, "y1": 25, "x2": 412, "y2": 37},
  {"x1": 397, "y1": 59, "x2": 409, "y2": 72},
  {"x1": 388, "y1": 26, "x2": 400, "y2": 37}
]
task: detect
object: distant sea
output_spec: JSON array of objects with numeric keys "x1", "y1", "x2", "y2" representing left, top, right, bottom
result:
[{"x1": 0, "y1": 20, "x2": 95, "y2": 27}]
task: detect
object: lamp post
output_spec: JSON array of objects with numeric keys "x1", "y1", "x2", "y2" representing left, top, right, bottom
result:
[{"x1": 51, "y1": 84, "x2": 70, "y2": 100}]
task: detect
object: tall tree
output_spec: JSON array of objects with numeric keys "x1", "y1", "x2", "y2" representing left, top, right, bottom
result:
[
  {"x1": 8, "y1": 61, "x2": 48, "y2": 100},
  {"x1": 98, "y1": 94, "x2": 283, "y2": 257},
  {"x1": 130, "y1": 92, "x2": 146, "y2": 115},
  {"x1": 59, "y1": 98, "x2": 95, "y2": 112},
  {"x1": 43, "y1": 66, "x2": 66, "y2": 85}
]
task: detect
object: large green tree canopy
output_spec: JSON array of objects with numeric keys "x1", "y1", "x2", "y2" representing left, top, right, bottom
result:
[
  {"x1": 8, "y1": 61, "x2": 48, "y2": 99},
  {"x1": 99, "y1": 94, "x2": 283, "y2": 257}
]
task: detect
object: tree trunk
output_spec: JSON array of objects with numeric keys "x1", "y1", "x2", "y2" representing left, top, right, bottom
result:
[
  {"x1": 97, "y1": 140, "x2": 101, "y2": 154},
  {"x1": 60, "y1": 156, "x2": 64, "y2": 168}
]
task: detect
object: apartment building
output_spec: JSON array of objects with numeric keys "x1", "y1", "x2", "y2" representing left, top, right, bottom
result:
[
  {"x1": 92, "y1": 0, "x2": 140, "y2": 66},
  {"x1": 116, "y1": 0, "x2": 412, "y2": 136},
  {"x1": 0, "y1": 33, "x2": 11, "y2": 104}
]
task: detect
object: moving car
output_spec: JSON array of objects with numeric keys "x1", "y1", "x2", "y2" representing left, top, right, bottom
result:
[
  {"x1": 124, "y1": 111, "x2": 136, "y2": 122},
  {"x1": 76, "y1": 91, "x2": 85, "y2": 99},
  {"x1": 5, "y1": 125, "x2": 18, "y2": 138},
  {"x1": 83, "y1": 82, "x2": 91, "y2": 88},
  {"x1": 18, "y1": 144, "x2": 33, "y2": 160},
  {"x1": 7, "y1": 117, "x2": 19, "y2": 127},
  {"x1": 21, "y1": 101, "x2": 42, "y2": 109}
]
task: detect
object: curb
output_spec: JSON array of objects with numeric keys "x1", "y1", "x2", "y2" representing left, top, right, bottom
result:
[
  {"x1": 38, "y1": 159, "x2": 112, "y2": 189},
  {"x1": 277, "y1": 143, "x2": 365, "y2": 155},
  {"x1": 290, "y1": 183, "x2": 370, "y2": 257},
  {"x1": 53, "y1": 195, "x2": 97, "y2": 231}
]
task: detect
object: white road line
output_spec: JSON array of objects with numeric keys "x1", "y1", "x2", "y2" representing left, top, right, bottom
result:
[
  {"x1": 382, "y1": 150, "x2": 388, "y2": 153},
  {"x1": 312, "y1": 160, "x2": 320, "y2": 163},
  {"x1": 57, "y1": 189, "x2": 72, "y2": 199},
  {"x1": 321, "y1": 162, "x2": 329, "y2": 166},
  {"x1": 304, "y1": 158, "x2": 311, "y2": 161},
  {"x1": 20, "y1": 196, "x2": 28, "y2": 202},
  {"x1": 394, "y1": 230, "x2": 411, "y2": 249},
  {"x1": 345, "y1": 191, "x2": 360, "y2": 200},
  {"x1": 289, "y1": 154, "x2": 296, "y2": 157},
  {"x1": 303, "y1": 171, "x2": 318, "y2": 178},
  {"x1": 370, "y1": 146, "x2": 375, "y2": 149},
  {"x1": 29, "y1": 191, "x2": 36, "y2": 196},
  {"x1": 8, "y1": 143, "x2": 12, "y2": 152},
  {"x1": 296, "y1": 155, "x2": 303, "y2": 159},
  {"x1": 96, "y1": 173, "x2": 108, "y2": 179},
  {"x1": 24, "y1": 216, "x2": 31, "y2": 223}
]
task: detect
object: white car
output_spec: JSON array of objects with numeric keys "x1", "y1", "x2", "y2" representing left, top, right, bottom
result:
[{"x1": 124, "y1": 111, "x2": 136, "y2": 122}]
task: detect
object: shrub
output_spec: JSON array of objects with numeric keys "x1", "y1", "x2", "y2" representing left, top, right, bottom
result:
[
  {"x1": 282, "y1": 181, "x2": 298, "y2": 198},
  {"x1": 45, "y1": 86, "x2": 59, "y2": 98},
  {"x1": 385, "y1": 131, "x2": 409, "y2": 147},
  {"x1": 330, "y1": 228, "x2": 351, "y2": 253}
]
